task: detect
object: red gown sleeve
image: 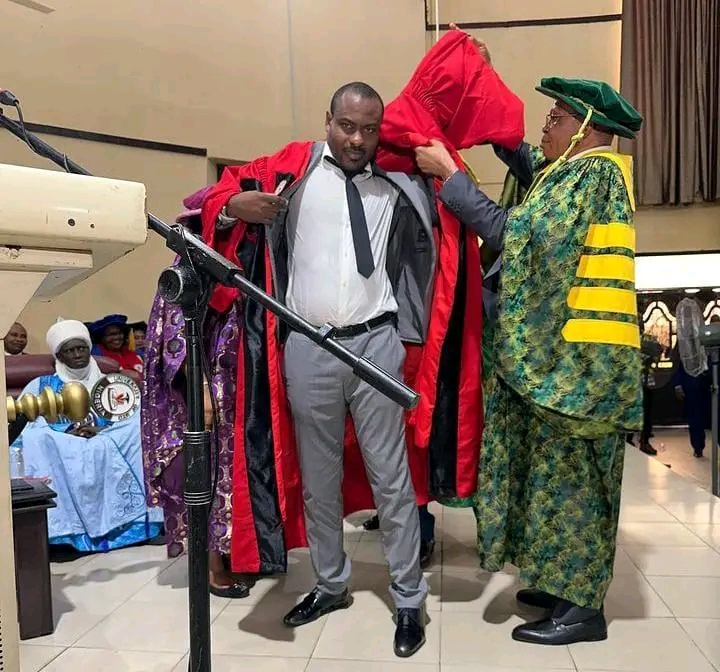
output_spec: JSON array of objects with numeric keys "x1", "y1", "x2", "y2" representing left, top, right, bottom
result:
[{"x1": 200, "y1": 142, "x2": 315, "y2": 314}]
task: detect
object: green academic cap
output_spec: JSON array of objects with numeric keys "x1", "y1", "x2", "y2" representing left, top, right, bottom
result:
[{"x1": 535, "y1": 77, "x2": 643, "y2": 139}]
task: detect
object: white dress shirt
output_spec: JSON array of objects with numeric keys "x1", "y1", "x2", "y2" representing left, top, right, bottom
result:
[{"x1": 285, "y1": 144, "x2": 400, "y2": 328}]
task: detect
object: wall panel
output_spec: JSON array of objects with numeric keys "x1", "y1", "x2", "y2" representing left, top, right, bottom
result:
[
  {"x1": 426, "y1": 0, "x2": 622, "y2": 24},
  {"x1": 289, "y1": 0, "x2": 427, "y2": 139}
]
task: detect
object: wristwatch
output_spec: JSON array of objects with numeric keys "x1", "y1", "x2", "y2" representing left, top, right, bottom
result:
[{"x1": 216, "y1": 206, "x2": 238, "y2": 231}]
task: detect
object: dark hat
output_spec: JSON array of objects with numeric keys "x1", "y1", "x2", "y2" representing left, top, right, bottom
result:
[
  {"x1": 536, "y1": 77, "x2": 643, "y2": 139},
  {"x1": 128, "y1": 321, "x2": 147, "y2": 333},
  {"x1": 88, "y1": 314, "x2": 129, "y2": 338}
]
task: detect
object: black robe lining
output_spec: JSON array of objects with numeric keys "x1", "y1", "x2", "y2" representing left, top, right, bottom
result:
[{"x1": 428, "y1": 229, "x2": 467, "y2": 498}]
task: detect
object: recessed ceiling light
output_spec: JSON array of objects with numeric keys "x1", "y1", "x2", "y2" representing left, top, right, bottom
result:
[
  {"x1": 713, "y1": 288, "x2": 720, "y2": 293},
  {"x1": 685, "y1": 288, "x2": 701, "y2": 294}
]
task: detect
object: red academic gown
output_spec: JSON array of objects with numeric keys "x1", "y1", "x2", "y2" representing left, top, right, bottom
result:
[{"x1": 201, "y1": 31, "x2": 525, "y2": 573}]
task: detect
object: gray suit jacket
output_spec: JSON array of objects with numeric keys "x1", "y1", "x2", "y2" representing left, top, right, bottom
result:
[{"x1": 436, "y1": 142, "x2": 535, "y2": 320}]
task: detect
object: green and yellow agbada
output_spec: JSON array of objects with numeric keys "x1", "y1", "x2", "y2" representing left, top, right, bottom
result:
[{"x1": 473, "y1": 78, "x2": 644, "y2": 610}]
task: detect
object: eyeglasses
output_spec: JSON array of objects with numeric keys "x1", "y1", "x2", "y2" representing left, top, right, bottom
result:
[
  {"x1": 545, "y1": 113, "x2": 573, "y2": 128},
  {"x1": 58, "y1": 345, "x2": 90, "y2": 356}
]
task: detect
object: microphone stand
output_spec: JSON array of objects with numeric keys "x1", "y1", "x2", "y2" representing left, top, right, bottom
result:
[{"x1": 0, "y1": 106, "x2": 420, "y2": 672}]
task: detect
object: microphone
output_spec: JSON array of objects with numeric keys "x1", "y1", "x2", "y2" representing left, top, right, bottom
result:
[{"x1": 0, "y1": 89, "x2": 20, "y2": 106}]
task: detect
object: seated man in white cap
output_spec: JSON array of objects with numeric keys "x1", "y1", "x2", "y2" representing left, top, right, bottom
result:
[{"x1": 12, "y1": 319, "x2": 163, "y2": 552}]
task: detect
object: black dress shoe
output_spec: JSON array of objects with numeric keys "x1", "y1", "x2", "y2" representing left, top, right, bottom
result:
[
  {"x1": 420, "y1": 540, "x2": 435, "y2": 569},
  {"x1": 394, "y1": 607, "x2": 426, "y2": 658},
  {"x1": 363, "y1": 515, "x2": 380, "y2": 531},
  {"x1": 283, "y1": 588, "x2": 352, "y2": 627},
  {"x1": 209, "y1": 579, "x2": 250, "y2": 599},
  {"x1": 516, "y1": 588, "x2": 560, "y2": 611},
  {"x1": 512, "y1": 599, "x2": 607, "y2": 645}
]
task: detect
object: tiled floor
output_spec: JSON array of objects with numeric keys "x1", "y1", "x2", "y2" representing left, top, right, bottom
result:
[
  {"x1": 19, "y1": 445, "x2": 720, "y2": 672},
  {"x1": 647, "y1": 427, "x2": 713, "y2": 492}
]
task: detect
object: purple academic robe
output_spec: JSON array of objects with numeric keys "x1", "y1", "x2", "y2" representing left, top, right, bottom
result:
[{"x1": 141, "y1": 277, "x2": 241, "y2": 558}]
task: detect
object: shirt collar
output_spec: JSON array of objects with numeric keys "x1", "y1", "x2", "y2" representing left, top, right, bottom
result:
[{"x1": 322, "y1": 143, "x2": 374, "y2": 179}]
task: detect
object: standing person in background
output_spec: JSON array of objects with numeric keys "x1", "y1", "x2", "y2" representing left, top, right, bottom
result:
[
  {"x1": 637, "y1": 333, "x2": 663, "y2": 456},
  {"x1": 89, "y1": 314, "x2": 144, "y2": 378},
  {"x1": 673, "y1": 358, "x2": 711, "y2": 458},
  {"x1": 141, "y1": 200, "x2": 253, "y2": 598},
  {"x1": 4, "y1": 322, "x2": 28, "y2": 355},
  {"x1": 673, "y1": 303, "x2": 717, "y2": 458}
]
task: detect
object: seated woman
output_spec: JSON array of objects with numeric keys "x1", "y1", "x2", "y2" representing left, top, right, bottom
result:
[
  {"x1": 13, "y1": 318, "x2": 163, "y2": 552},
  {"x1": 89, "y1": 314, "x2": 144, "y2": 378}
]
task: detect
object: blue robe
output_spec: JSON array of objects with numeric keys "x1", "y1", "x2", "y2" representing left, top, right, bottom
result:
[{"x1": 12, "y1": 374, "x2": 163, "y2": 552}]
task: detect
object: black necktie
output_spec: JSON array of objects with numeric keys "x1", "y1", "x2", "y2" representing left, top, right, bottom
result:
[{"x1": 326, "y1": 157, "x2": 375, "y2": 278}]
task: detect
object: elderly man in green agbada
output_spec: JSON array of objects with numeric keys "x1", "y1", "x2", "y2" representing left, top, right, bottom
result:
[{"x1": 415, "y1": 72, "x2": 644, "y2": 645}]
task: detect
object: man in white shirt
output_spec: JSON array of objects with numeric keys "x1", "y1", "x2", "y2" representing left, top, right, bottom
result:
[{"x1": 222, "y1": 82, "x2": 430, "y2": 658}]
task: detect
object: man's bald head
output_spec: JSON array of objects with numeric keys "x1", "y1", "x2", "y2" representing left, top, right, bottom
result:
[{"x1": 5, "y1": 322, "x2": 28, "y2": 355}]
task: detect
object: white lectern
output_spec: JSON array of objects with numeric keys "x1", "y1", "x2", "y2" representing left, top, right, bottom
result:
[{"x1": 0, "y1": 163, "x2": 147, "y2": 672}]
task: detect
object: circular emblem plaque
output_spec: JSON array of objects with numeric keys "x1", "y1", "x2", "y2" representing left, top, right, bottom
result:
[{"x1": 91, "y1": 373, "x2": 141, "y2": 422}]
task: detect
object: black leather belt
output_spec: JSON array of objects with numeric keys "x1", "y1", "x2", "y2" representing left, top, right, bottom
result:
[{"x1": 330, "y1": 311, "x2": 397, "y2": 339}]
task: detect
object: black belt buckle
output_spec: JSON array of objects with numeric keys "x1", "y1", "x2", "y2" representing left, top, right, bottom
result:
[{"x1": 331, "y1": 311, "x2": 395, "y2": 339}]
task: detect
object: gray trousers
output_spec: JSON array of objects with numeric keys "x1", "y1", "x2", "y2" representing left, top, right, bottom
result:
[{"x1": 284, "y1": 322, "x2": 427, "y2": 610}]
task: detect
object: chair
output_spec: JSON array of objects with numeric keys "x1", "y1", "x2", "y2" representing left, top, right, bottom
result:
[{"x1": 4, "y1": 354, "x2": 120, "y2": 398}]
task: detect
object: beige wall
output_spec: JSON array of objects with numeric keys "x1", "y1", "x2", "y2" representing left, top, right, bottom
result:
[
  {"x1": 427, "y1": 0, "x2": 622, "y2": 23},
  {"x1": 0, "y1": 0, "x2": 427, "y2": 351},
  {"x1": 635, "y1": 205, "x2": 720, "y2": 254},
  {"x1": 0, "y1": 0, "x2": 426, "y2": 161},
  {"x1": 1, "y1": 0, "x2": 717, "y2": 351}
]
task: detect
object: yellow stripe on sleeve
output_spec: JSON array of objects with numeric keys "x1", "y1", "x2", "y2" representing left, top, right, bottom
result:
[
  {"x1": 576, "y1": 254, "x2": 635, "y2": 283},
  {"x1": 562, "y1": 318, "x2": 641, "y2": 348},
  {"x1": 584, "y1": 223, "x2": 635, "y2": 251},
  {"x1": 567, "y1": 286, "x2": 637, "y2": 315}
]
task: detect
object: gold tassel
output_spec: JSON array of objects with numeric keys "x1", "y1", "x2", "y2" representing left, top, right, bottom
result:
[{"x1": 461, "y1": 157, "x2": 481, "y2": 186}]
